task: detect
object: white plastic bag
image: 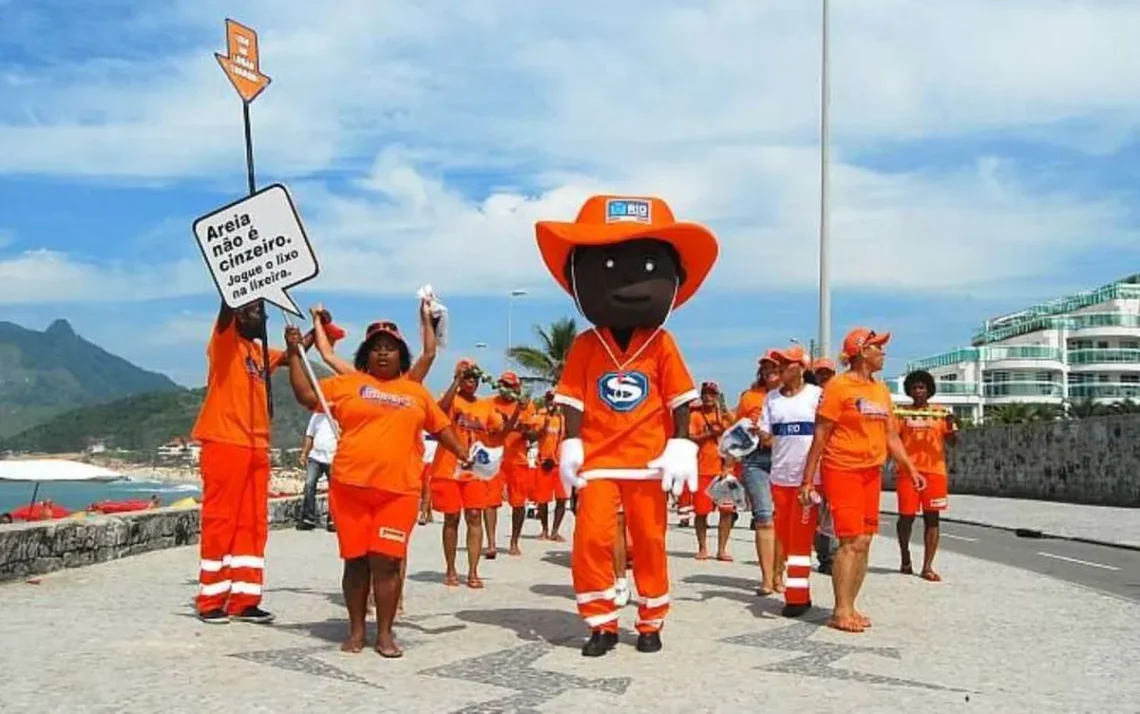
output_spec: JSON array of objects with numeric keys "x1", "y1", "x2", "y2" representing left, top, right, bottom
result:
[
  {"x1": 526, "y1": 442, "x2": 539, "y2": 469},
  {"x1": 718, "y1": 418, "x2": 759, "y2": 460},
  {"x1": 706, "y1": 474, "x2": 749, "y2": 512},
  {"x1": 467, "y1": 441, "x2": 503, "y2": 481},
  {"x1": 417, "y1": 284, "x2": 449, "y2": 350}
]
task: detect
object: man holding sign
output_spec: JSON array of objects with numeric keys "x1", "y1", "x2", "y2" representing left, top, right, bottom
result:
[{"x1": 191, "y1": 300, "x2": 317, "y2": 624}]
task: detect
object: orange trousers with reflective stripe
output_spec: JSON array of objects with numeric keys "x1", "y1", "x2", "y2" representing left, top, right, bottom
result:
[
  {"x1": 196, "y1": 441, "x2": 270, "y2": 615},
  {"x1": 772, "y1": 484, "x2": 818, "y2": 607},
  {"x1": 572, "y1": 479, "x2": 669, "y2": 634}
]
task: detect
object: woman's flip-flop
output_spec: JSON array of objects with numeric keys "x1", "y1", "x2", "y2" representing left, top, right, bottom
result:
[
  {"x1": 920, "y1": 570, "x2": 942, "y2": 582},
  {"x1": 695, "y1": 552, "x2": 711, "y2": 561},
  {"x1": 467, "y1": 576, "x2": 485, "y2": 589},
  {"x1": 443, "y1": 573, "x2": 460, "y2": 587},
  {"x1": 716, "y1": 554, "x2": 735, "y2": 562}
]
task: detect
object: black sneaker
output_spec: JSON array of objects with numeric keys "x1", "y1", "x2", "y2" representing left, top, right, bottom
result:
[
  {"x1": 296, "y1": 521, "x2": 316, "y2": 531},
  {"x1": 197, "y1": 609, "x2": 230, "y2": 625},
  {"x1": 636, "y1": 632, "x2": 663, "y2": 653},
  {"x1": 781, "y1": 602, "x2": 812, "y2": 618},
  {"x1": 326, "y1": 521, "x2": 336, "y2": 533},
  {"x1": 231, "y1": 606, "x2": 275, "y2": 624},
  {"x1": 817, "y1": 562, "x2": 832, "y2": 576},
  {"x1": 581, "y1": 630, "x2": 619, "y2": 657}
]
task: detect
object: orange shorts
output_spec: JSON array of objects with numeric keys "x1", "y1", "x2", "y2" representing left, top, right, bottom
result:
[
  {"x1": 484, "y1": 474, "x2": 505, "y2": 508},
  {"x1": 328, "y1": 480, "x2": 419, "y2": 560},
  {"x1": 821, "y1": 464, "x2": 882, "y2": 539},
  {"x1": 532, "y1": 464, "x2": 568, "y2": 503},
  {"x1": 896, "y1": 471, "x2": 948, "y2": 516},
  {"x1": 431, "y1": 478, "x2": 490, "y2": 514},
  {"x1": 689, "y1": 474, "x2": 728, "y2": 517},
  {"x1": 503, "y1": 465, "x2": 536, "y2": 508}
]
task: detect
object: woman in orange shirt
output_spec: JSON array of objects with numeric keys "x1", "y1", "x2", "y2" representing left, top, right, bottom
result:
[
  {"x1": 800, "y1": 328, "x2": 922, "y2": 634},
  {"x1": 285, "y1": 322, "x2": 470, "y2": 658},
  {"x1": 687, "y1": 382, "x2": 735, "y2": 561}
]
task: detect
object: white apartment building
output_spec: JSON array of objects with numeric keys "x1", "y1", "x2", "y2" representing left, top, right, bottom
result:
[{"x1": 885, "y1": 274, "x2": 1140, "y2": 422}]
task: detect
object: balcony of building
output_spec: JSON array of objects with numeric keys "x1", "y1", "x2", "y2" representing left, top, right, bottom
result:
[
  {"x1": 1066, "y1": 348, "x2": 1140, "y2": 371},
  {"x1": 907, "y1": 345, "x2": 1064, "y2": 373},
  {"x1": 1067, "y1": 312, "x2": 1140, "y2": 337},
  {"x1": 1067, "y1": 383, "x2": 1140, "y2": 401},
  {"x1": 981, "y1": 380, "x2": 1065, "y2": 404},
  {"x1": 970, "y1": 276, "x2": 1140, "y2": 346}
]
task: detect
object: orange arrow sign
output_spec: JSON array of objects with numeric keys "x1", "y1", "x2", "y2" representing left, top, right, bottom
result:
[{"x1": 215, "y1": 19, "x2": 271, "y2": 103}]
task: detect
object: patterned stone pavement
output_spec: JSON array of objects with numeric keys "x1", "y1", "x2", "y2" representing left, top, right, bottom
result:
[{"x1": 2, "y1": 509, "x2": 1138, "y2": 713}]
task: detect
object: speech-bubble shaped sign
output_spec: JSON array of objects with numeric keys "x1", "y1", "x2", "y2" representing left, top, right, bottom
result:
[{"x1": 192, "y1": 183, "x2": 318, "y2": 316}]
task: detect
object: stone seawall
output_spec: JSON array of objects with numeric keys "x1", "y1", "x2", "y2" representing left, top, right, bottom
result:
[
  {"x1": 0, "y1": 495, "x2": 327, "y2": 583},
  {"x1": 884, "y1": 414, "x2": 1140, "y2": 507}
]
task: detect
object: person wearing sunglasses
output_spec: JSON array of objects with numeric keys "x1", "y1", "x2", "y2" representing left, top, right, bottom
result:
[
  {"x1": 284, "y1": 320, "x2": 470, "y2": 659},
  {"x1": 799, "y1": 328, "x2": 923, "y2": 634}
]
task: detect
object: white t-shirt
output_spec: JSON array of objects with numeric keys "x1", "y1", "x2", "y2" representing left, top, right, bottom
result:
[
  {"x1": 305, "y1": 413, "x2": 338, "y2": 465},
  {"x1": 423, "y1": 434, "x2": 438, "y2": 465},
  {"x1": 759, "y1": 384, "x2": 823, "y2": 487}
]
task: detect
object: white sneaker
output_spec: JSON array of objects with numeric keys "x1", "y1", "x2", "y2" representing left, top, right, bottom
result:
[{"x1": 614, "y1": 578, "x2": 631, "y2": 608}]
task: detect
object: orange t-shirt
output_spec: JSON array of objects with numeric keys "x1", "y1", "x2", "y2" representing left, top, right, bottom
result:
[
  {"x1": 319, "y1": 373, "x2": 449, "y2": 494},
  {"x1": 553, "y1": 328, "x2": 697, "y2": 479},
  {"x1": 489, "y1": 397, "x2": 537, "y2": 466},
  {"x1": 896, "y1": 405, "x2": 950, "y2": 476},
  {"x1": 430, "y1": 396, "x2": 503, "y2": 481},
  {"x1": 536, "y1": 410, "x2": 564, "y2": 463},
  {"x1": 191, "y1": 320, "x2": 285, "y2": 449},
  {"x1": 816, "y1": 372, "x2": 895, "y2": 471},
  {"x1": 689, "y1": 408, "x2": 732, "y2": 476},
  {"x1": 735, "y1": 388, "x2": 767, "y2": 422}
]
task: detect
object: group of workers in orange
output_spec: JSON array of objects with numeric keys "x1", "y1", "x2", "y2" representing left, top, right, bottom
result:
[{"x1": 188, "y1": 194, "x2": 958, "y2": 659}]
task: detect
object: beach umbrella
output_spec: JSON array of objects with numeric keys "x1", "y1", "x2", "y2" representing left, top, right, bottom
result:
[{"x1": 0, "y1": 460, "x2": 126, "y2": 520}]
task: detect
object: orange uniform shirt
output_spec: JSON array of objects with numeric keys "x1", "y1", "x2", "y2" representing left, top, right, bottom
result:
[
  {"x1": 896, "y1": 406, "x2": 950, "y2": 476},
  {"x1": 735, "y1": 388, "x2": 767, "y2": 422},
  {"x1": 191, "y1": 319, "x2": 285, "y2": 449},
  {"x1": 536, "y1": 410, "x2": 564, "y2": 462},
  {"x1": 489, "y1": 397, "x2": 537, "y2": 466},
  {"x1": 430, "y1": 396, "x2": 503, "y2": 481},
  {"x1": 319, "y1": 373, "x2": 449, "y2": 494},
  {"x1": 554, "y1": 328, "x2": 697, "y2": 480},
  {"x1": 689, "y1": 408, "x2": 732, "y2": 476},
  {"x1": 816, "y1": 372, "x2": 895, "y2": 470}
]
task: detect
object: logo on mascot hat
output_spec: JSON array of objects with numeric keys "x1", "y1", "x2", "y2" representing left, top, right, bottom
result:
[
  {"x1": 605, "y1": 199, "x2": 652, "y2": 224},
  {"x1": 597, "y1": 371, "x2": 649, "y2": 412}
]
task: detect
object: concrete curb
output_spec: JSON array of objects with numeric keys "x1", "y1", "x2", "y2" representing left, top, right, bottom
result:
[{"x1": 879, "y1": 508, "x2": 1140, "y2": 553}]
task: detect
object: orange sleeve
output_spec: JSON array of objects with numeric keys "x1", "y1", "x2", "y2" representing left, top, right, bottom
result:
[
  {"x1": 268, "y1": 348, "x2": 287, "y2": 370},
  {"x1": 659, "y1": 332, "x2": 698, "y2": 411},
  {"x1": 421, "y1": 387, "x2": 451, "y2": 434},
  {"x1": 817, "y1": 381, "x2": 845, "y2": 422},
  {"x1": 553, "y1": 334, "x2": 590, "y2": 412}
]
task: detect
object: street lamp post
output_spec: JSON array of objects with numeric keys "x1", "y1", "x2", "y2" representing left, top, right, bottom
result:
[
  {"x1": 507, "y1": 288, "x2": 527, "y2": 357},
  {"x1": 817, "y1": 0, "x2": 832, "y2": 361}
]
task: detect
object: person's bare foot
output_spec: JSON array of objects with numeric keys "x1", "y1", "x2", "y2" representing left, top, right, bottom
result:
[
  {"x1": 900, "y1": 562, "x2": 914, "y2": 575},
  {"x1": 443, "y1": 572, "x2": 460, "y2": 587},
  {"x1": 538, "y1": 532, "x2": 550, "y2": 540},
  {"x1": 854, "y1": 611, "x2": 872, "y2": 628},
  {"x1": 827, "y1": 614, "x2": 864, "y2": 633},
  {"x1": 695, "y1": 551, "x2": 710, "y2": 561},
  {"x1": 551, "y1": 534, "x2": 565, "y2": 543},
  {"x1": 774, "y1": 577, "x2": 786, "y2": 593},
  {"x1": 716, "y1": 553, "x2": 734, "y2": 562},
  {"x1": 341, "y1": 630, "x2": 366, "y2": 653},
  {"x1": 508, "y1": 544, "x2": 522, "y2": 556},
  {"x1": 467, "y1": 574, "x2": 485, "y2": 589},
  {"x1": 375, "y1": 634, "x2": 403, "y2": 659},
  {"x1": 920, "y1": 569, "x2": 942, "y2": 582}
]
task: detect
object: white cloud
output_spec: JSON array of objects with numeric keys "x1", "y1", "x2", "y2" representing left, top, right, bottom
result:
[{"x1": 1, "y1": 0, "x2": 1138, "y2": 303}]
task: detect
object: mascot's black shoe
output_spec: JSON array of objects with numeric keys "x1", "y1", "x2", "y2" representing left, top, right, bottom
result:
[
  {"x1": 636, "y1": 632, "x2": 663, "y2": 653},
  {"x1": 781, "y1": 602, "x2": 812, "y2": 618},
  {"x1": 582, "y1": 630, "x2": 619, "y2": 657}
]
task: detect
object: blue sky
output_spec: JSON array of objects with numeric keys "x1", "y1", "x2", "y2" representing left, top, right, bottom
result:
[{"x1": 3, "y1": 0, "x2": 1140, "y2": 399}]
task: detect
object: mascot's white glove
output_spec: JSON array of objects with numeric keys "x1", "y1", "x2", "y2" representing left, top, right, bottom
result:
[
  {"x1": 559, "y1": 438, "x2": 587, "y2": 494},
  {"x1": 649, "y1": 438, "x2": 699, "y2": 497}
]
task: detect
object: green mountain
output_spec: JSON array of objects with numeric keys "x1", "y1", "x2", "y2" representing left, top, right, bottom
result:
[
  {"x1": 0, "y1": 319, "x2": 183, "y2": 437},
  {"x1": 1, "y1": 368, "x2": 326, "y2": 456}
]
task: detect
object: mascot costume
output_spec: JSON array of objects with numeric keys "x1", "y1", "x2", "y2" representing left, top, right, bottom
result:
[{"x1": 535, "y1": 195, "x2": 719, "y2": 657}]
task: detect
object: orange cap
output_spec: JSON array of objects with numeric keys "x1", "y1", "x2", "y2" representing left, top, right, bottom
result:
[
  {"x1": 812, "y1": 357, "x2": 837, "y2": 372},
  {"x1": 364, "y1": 319, "x2": 406, "y2": 349},
  {"x1": 840, "y1": 328, "x2": 891, "y2": 363},
  {"x1": 771, "y1": 344, "x2": 809, "y2": 367},
  {"x1": 758, "y1": 349, "x2": 780, "y2": 365},
  {"x1": 498, "y1": 371, "x2": 521, "y2": 389},
  {"x1": 535, "y1": 195, "x2": 719, "y2": 309}
]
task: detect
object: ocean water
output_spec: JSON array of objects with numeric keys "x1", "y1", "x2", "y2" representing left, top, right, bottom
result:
[{"x1": 0, "y1": 478, "x2": 201, "y2": 515}]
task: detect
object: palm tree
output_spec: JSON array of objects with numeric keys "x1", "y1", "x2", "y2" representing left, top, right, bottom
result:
[{"x1": 506, "y1": 317, "x2": 578, "y2": 387}]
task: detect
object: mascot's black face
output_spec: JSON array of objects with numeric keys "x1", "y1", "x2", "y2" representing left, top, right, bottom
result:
[{"x1": 566, "y1": 238, "x2": 684, "y2": 331}]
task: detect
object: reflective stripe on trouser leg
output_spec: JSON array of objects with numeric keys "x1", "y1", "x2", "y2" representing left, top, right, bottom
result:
[
  {"x1": 784, "y1": 491, "x2": 818, "y2": 607},
  {"x1": 196, "y1": 441, "x2": 250, "y2": 613},
  {"x1": 621, "y1": 480, "x2": 670, "y2": 634},
  {"x1": 572, "y1": 479, "x2": 622, "y2": 633},
  {"x1": 226, "y1": 446, "x2": 271, "y2": 615}
]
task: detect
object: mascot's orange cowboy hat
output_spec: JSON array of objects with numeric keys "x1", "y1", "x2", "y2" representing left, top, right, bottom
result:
[{"x1": 535, "y1": 195, "x2": 719, "y2": 309}]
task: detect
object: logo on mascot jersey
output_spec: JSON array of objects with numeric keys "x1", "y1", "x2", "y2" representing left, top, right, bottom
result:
[
  {"x1": 597, "y1": 371, "x2": 650, "y2": 412},
  {"x1": 605, "y1": 199, "x2": 652, "y2": 224}
]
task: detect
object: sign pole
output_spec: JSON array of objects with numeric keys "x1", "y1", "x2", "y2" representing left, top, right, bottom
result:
[{"x1": 212, "y1": 18, "x2": 333, "y2": 426}]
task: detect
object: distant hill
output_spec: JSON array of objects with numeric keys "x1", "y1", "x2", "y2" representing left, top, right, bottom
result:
[
  {"x1": 0, "y1": 368, "x2": 326, "y2": 456},
  {"x1": 0, "y1": 319, "x2": 182, "y2": 437}
]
